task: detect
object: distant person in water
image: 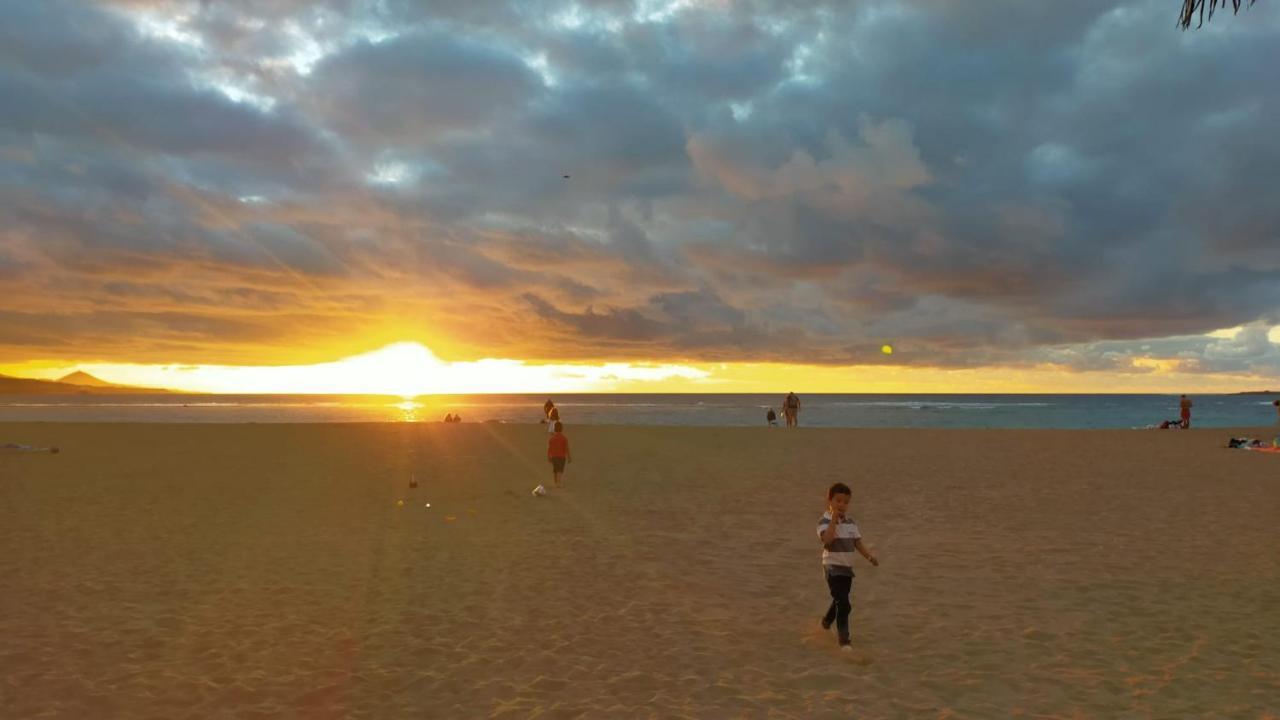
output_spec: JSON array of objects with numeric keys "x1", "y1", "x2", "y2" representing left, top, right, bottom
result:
[
  {"x1": 766, "y1": 408, "x2": 778, "y2": 426},
  {"x1": 784, "y1": 392, "x2": 801, "y2": 427},
  {"x1": 1179, "y1": 394, "x2": 1193, "y2": 428},
  {"x1": 547, "y1": 421, "x2": 571, "y2": 488}
]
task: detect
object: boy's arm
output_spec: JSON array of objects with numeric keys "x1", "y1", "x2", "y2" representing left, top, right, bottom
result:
[
  {"x1": 819, "y1": 515, "x2": 839, "y2": 544},
  {"x1": 853, "y1": 538, "x2": 879, "y2": 566},
  {"x1": 567, "y1": 439, "x2": 572, "y2": 462}
]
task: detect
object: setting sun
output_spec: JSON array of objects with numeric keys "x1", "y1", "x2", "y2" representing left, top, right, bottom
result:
[{"x1": 328, "y1": 342, "x2": 443, "y2": 397}]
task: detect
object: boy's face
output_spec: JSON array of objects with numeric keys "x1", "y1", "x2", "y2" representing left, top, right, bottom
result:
[{"x1": 829, "y1": 492, "x2": 851, "y2": 515}]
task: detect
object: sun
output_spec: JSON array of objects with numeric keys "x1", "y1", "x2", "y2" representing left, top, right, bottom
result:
[{"x1": 336, "y1": 342, "x2": 443, "y2": 397}]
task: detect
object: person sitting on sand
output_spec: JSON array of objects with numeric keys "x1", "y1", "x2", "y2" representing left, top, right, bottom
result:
[
  {"x1": 1179, "y1": 394, "x2": 1193, "y2": 428},
  {"x1": 547, "y1": 421, "x2": 571, "y2": 489},
  {"x1": 444, "y1": 413, "x2": 454, "y2": 423},
  {"x1": 817, "y1": 482, "x2": 878, "y2": 649},
  {"x1": 766, "y1": 408, "x2": 778, "y2": 426}
]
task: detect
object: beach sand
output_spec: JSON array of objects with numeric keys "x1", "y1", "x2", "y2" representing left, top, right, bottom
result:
[{"x1": 1, "y1": 422, "x2": 1278, "y2": 718}]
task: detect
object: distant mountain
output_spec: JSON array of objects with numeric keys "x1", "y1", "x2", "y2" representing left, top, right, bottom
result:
[
  {"x1": 0, "y1": 373, "x2": 166, "y2": 395},
  {"x1": 56, "y1": 370, "x2": 116, "y2": 387},
  {"x1": 1236, "y1": 390, "x2": 1279, "y2": 395}
]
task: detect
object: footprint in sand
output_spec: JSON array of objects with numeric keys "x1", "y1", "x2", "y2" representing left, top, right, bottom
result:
[
  {"x1": 843, "y1": 649, "x2": 874, "y2": 665},
  {"x1": 802, "y1": 627, "x2": 875, "y2": 664}
]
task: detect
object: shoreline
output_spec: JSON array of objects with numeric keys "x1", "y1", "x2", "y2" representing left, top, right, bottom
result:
[{"x1": 6, "y1": 392, "x2": 1280, "y2": 429}]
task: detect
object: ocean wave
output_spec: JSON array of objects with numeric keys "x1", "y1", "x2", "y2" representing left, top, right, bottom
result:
[{"x1": 826, "y1": 401, "x2": 1053, "y2": 409}]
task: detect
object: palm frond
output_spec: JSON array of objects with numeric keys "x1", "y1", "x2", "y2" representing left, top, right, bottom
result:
[{"x1": 1180, "y1": 0, "x2": 1256, "y2": 29}]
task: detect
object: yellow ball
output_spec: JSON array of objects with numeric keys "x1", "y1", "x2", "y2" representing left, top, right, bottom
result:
[
  {"x1": 881, "y1": 344, "x2": 893, "y2": 355},
  {"x1": 396, "y1": 500, "x2": 404, "y2": 507}
]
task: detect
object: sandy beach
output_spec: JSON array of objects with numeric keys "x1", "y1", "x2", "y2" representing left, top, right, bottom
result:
[{"x1": 1, "y1": 422, "x2": 1277, "y2": 718}]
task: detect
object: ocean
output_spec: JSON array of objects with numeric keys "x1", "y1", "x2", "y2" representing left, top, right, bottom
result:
[{"x1": 1, "y1": 393, "x2": 1278, "y2": 429}]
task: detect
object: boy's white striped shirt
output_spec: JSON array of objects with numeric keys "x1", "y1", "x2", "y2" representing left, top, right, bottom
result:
[{"x1": 816, "y1": 512, "x2": 861, "y2": 570}]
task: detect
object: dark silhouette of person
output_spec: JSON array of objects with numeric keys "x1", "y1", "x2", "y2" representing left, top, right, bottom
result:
[{"x1": 784, "y1": 392, "x2": 801, "y2": 427}]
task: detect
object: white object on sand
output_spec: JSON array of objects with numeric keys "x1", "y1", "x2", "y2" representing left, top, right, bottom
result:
[
  {"x1": 1, "y1": 443, "x2": 58, "y2": 453},
  {"x1": 532, "y1": 484, "x2": 547, "y2": 497}
]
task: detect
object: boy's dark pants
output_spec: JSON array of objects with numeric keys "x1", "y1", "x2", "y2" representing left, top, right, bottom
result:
[{"x1": 823, "y1": 570, "x2": 852, "y2": 641}]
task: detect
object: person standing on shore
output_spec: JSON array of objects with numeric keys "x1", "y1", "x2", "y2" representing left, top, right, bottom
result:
[
  {"x1": 547, "y1": 421, "x2": 571, "y2": 488},
  {"x1": 1273, "y1": 399, "x2": 1279, "y2": 424},
  {"x1": 543, "y1": 398, "x2": 555, "y2": 422},
  {"x1": 1179, "y1": 394, "x2": 1193, "y2": 428},
  {"x1": 784, "y1": 392, "x2": 801, "y2": 427}
]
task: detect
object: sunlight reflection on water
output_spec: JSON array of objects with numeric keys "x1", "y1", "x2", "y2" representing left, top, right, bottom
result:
[{"x1": 393, "y1": 400, "x2": 422, "y2": 422}]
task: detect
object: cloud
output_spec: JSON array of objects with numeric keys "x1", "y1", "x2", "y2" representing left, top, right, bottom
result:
[
  {"x1": 309, "y1": 31, "x2": 544, "y2": 145},
  {"x1": 0, "y1": 0, "x2": 1278, "y2": 383}
]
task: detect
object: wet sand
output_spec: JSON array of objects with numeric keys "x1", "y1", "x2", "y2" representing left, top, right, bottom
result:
[{"x1": 2, "y1": 422, "x2": 1278, "y2": 718}]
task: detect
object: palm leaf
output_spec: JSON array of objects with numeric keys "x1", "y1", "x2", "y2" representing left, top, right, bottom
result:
[{"x1": 1180, "y1": 0, "x2": 1256, "y2": 28}]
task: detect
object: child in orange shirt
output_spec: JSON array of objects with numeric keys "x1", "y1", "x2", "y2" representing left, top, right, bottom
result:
[{"x1": 547, "y1": 421, "x2": 572, "y2": 488}]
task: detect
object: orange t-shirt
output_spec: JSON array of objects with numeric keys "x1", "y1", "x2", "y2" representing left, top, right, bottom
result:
[{"x1": 548, "y1": 433, "x2": 569, "y2": 458}]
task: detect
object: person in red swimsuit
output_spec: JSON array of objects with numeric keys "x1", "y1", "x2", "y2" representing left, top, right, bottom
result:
[{"x1": 1179, "y1": 394, "x2": 1193, "y2": 428}]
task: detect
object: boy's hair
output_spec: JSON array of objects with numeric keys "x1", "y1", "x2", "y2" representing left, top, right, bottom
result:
[
  {"x1": 827, "y1": 482, "x2": 851, "y2": 499},
  {"x1": 554, "y1": 421, "x2": 563, "y2": 432}
]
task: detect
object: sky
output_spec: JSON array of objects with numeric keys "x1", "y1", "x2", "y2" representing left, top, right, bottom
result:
[{"x1": 1, "y1": 0, "x2": 1279, "y2": 394}]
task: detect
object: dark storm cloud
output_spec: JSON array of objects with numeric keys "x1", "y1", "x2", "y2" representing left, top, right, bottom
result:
[
  {"x1": 309, "y1": 31, "x2": 544, "y2": 145},
  {"x1": 2, "y1": 0, "x2": 1279, "y2": 375},
  {"x1": 0, "y1": 2, "x2": 324, "y2": 164}
]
